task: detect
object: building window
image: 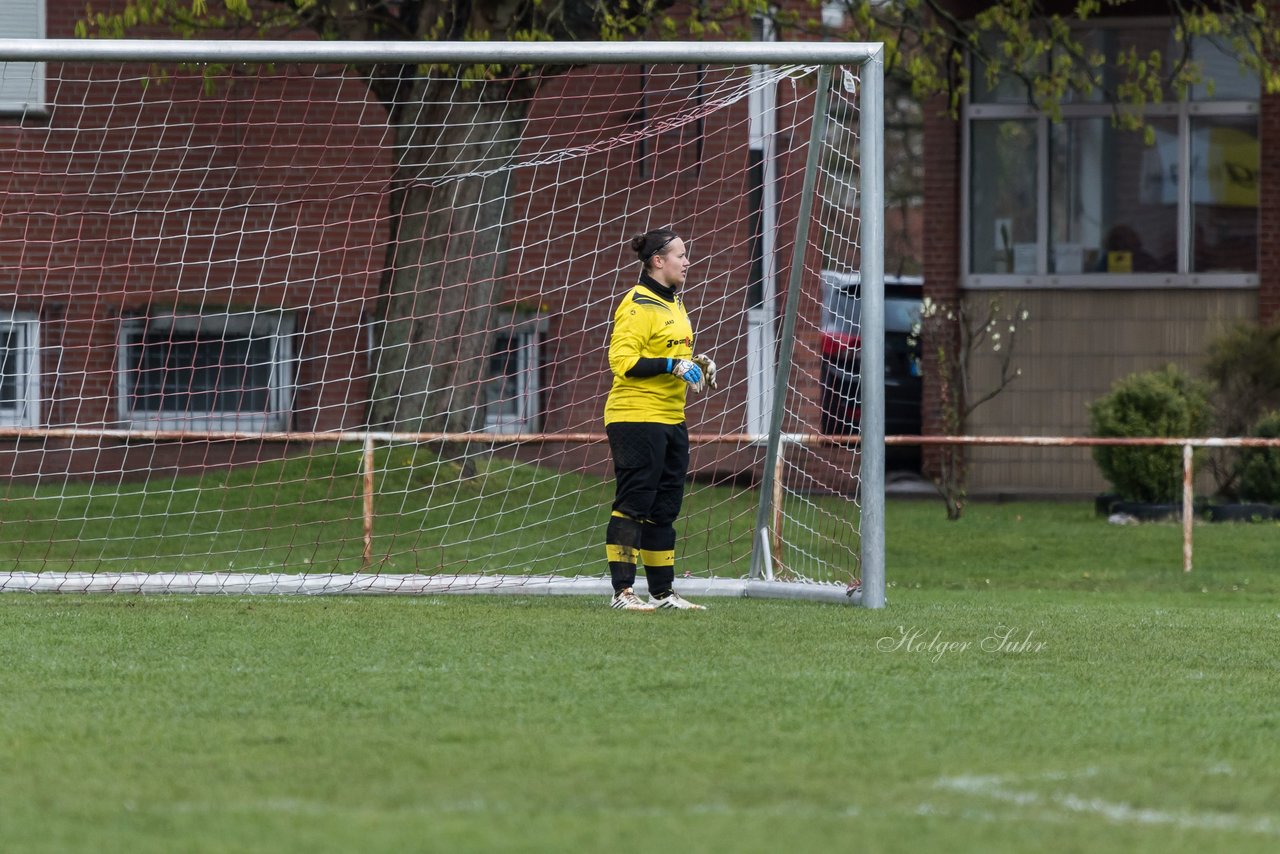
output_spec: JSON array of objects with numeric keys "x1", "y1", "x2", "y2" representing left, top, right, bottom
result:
[
  {"x1": 965, "y1": 24, "x2": 1258, "y2": 287},
  {"x1": 118, "y1": 311, "x2": 295, "y2": 431},
  {"x1": 1051, "y1": 116, "x2": 1180, "y2": 274},
  {"x1": 0, "y1": 0, "x2": 46, "y2": 116},
  {"x1": 1, "y1": 312, "x2": 39, "y2": 427},
  {"x1": 484, "y1": 315, "x2": 545, "y2": 434}
]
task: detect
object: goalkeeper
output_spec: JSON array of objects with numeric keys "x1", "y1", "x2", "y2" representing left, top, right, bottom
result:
[{"x1": 602, "y1": 228, "x2": 717, "y2": 612}]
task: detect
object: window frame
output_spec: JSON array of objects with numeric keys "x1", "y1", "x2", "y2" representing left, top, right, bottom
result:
[
  {"x1": 116, "y1": 309, "x2": 296, "y2": 432},
  {"x1": 0, "y1": 312, "x2": 40, "y2": 428},
  {"x1": 483, "y1": 314, "x2": 546, "y2": 435},
  {"x1": 962, "y1": 20, "x2": 1260, "y2": 291},
  {"x1": 0, "y1": 0, "x2": 47, "y2": 117}
]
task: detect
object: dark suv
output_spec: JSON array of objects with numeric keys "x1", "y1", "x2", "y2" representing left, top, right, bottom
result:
[{"x1": 818, "y1": 271, "x2": 923, "y2": 442}]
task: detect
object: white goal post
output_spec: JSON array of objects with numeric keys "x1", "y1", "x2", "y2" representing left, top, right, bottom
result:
[{"x1": 0, "y1": 39, "x2": 886, "y2": 607}]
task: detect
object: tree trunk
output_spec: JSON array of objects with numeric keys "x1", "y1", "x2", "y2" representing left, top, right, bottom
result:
[{"x1": 368, "y1": 78, "x2": 533, "y2": 435}]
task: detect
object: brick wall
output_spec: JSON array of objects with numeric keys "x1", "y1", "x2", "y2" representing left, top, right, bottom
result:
[
  {"x1": 3, "y1": 6, "x2": 389, "y2": 479},
  {"x1": 5, "y1": 38, "x2": 852, "y2": 485},
  {"x1": 1261, "y1": 90, "x2": 1280, "y2": 324},
  {"x1": 921, "y1": 94, "x2": 961, "y2": 475},
  {"x1": 0, "y1": 62, "x2": 386, "y2": 433}
]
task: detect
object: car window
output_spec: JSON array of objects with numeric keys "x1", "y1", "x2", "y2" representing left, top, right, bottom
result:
[
  {"x1": 822, "y1": 290, "x2": 921, "y2": 334},
  {"x1": 885, "y1": 297, "x2": 922, "y2": 333},
  {"x1": 821, "y1": 272, "x2": 923, "y2": 335},
  {"x1": 822, "y1": 285, "x2": 860, "y2": 332}
]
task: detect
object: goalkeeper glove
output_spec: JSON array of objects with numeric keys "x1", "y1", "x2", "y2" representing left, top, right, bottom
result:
[
  {"x1": 692, "y1": 354, "x2": 717, "y2": 391},
  {"x1": 668, "y1": 358, "x2": 704, "y2": 391}
]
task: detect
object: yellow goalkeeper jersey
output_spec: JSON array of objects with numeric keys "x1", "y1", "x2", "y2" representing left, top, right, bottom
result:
[{"x1": 604, "y1": 280, "x2": 695, "y2": 426}]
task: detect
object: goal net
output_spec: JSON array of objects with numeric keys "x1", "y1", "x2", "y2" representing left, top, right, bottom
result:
[{"x1": 0, "y1": 41, "x2": 884, "y2": 606}]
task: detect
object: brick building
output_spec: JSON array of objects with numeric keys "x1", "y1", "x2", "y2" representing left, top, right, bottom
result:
[
  {"x1": 922, "y1": 6, "x2": 1274, "y2": 496},
  {"x1": 3, "y1": 3, "x2": 847, "y2": 486},
  {"x1": 2, "y1": 1, "x2": 391, "y2": 478}
]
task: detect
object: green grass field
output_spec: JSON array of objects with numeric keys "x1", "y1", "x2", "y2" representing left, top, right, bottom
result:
[
  {"x1": 2, "y1": 492, "x2": 1279, "y2": 852},
  {"x1": 1, "y1": 445, "x2": 855, "y2": 581}
]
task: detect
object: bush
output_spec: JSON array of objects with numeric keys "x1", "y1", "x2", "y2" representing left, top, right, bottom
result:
[
  {"x1": 1203, "y1": 322, "x2": 1280, "y2": 435},
  {"x1": 1235, "y1": 410, "x2": 1280, "y2": 504},
  {"x1": 1088, "y1": 365, "x2": 1212, "y2": 503},
  {"x1": 1202, "y1": 323, "x2": 1280, "y2": 497}
]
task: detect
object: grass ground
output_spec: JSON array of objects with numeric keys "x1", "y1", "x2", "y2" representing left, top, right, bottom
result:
[
  {"x1": 2, "y1": 445, "x2": 860, "y2": 581},
  {"x1": 2, "y1": 494, "x2": 1279, "y2": 852}
]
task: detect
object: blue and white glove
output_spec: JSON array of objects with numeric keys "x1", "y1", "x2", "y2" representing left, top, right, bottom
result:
[{"x1": 668, "y1": 358, "x2": 704, "y2": 392}]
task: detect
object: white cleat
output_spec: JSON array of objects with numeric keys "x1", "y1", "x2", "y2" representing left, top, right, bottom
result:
[
  {"x1": 649, "y1": 591, "x2": 706, "y2": 611},
  {"x1": 610, "y1": 587, "x2": 656, "y2": 611}
]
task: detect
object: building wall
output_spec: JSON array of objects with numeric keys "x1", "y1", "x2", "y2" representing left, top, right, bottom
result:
[
  {"x1": 5, "y1": 21, "x2": 851, "y2": 485},
  {"x1": 1, "y1": 60, "x2": 387, "y2": 427},
  {"x1": 921, "y1": 96, "x2": 961, "y2": 450},
  {"x1": 923, "y1": 69, "x2": 1279, "y2": 499},
  {"x1": 1262, "y1": 90, "x2": 1280, "y2": 324},
  {"x1": 3, "y1": 3, "x2": 390, "y2": 433},
  {"x1": 963, "y1": 288, "x2": 1255, "y2": 496},
  {"x1": 2, "y1": 3, "x2": 390, "y2": 479}
]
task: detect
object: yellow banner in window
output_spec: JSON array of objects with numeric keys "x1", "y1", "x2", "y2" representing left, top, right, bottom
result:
[{"x1": 1205, "y1": 126, "x2": 1258, "y2": 208}]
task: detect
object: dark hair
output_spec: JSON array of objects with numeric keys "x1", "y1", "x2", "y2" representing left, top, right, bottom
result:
[{"x1": 630, "y1": 228, "x2": 679, "y2": 268}]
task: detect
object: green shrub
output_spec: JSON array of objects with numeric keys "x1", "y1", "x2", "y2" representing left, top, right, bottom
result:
[
  {"x1": 1203, "y1": 322, "x2": 1280, "y2": 435},
  {"x1": 1201, "y1": 323, "x2": 1280, "y2": 497},
  {"x1": 1235, "y1": 410, "x2": 1280, "y2": 504},
  {"x1": 1088, "y1": 365, "x2": 1212, "y2": 503}
]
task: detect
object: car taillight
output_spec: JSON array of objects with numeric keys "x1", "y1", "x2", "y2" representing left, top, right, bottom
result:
[{"x1": 821, "y1": 331, "x2": 860, "y2": 359}]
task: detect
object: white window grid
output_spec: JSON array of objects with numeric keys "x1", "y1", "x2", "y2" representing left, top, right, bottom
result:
[
  {"x1": 116, "y1": 310, "x2": 295, "y2": 432},
  {"x1": 1, "y1": 311, "x2": 40, "y2": 428},
  {"x1": 962, "y1": 21, "x2": 1260, "y2": 290},
  {"x1": 0, "y1": 0, "x2": 46, "y2": 116}
]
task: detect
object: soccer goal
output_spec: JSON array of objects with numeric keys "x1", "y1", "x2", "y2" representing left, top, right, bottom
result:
[{"x1": 0, "y1": 39, "x2": 886, "y2": 607}]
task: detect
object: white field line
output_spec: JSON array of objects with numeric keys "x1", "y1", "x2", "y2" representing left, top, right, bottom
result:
[{"x1": 936, "y1": 771, "x2": 1280, "y2": 836}]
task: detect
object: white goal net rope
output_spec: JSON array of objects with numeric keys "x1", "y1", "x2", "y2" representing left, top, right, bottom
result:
[{"x1": 0, "y1": 53, "x2": 867, "y2": 600}]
